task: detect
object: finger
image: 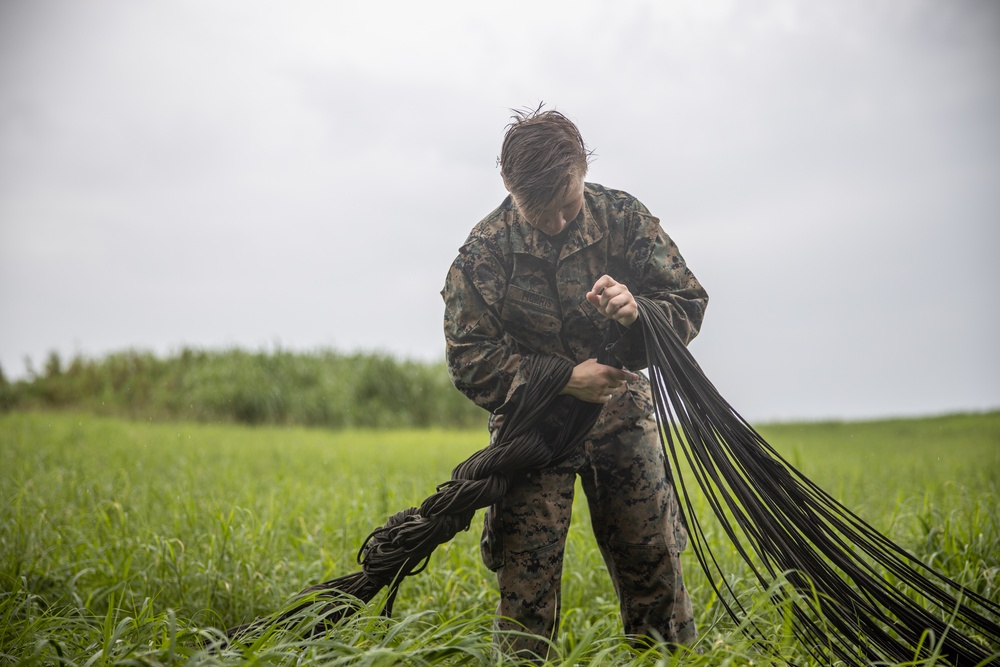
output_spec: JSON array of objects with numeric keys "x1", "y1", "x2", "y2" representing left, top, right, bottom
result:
[
  {"x1": 604, "y1": 293, "x2": 629, "y2": 315},
  {"x1": 591, "y1": 275, "x2": 616, "y2": 295},
  {"x1": 599, "y1": 289, "x2": 620, "y2": 311},
  {"x1": 603, "y1": 284, "x2": 632, "y2": 306},
  {"x1": 612, "y1": 300, "x2": 636, "y2": 319},
  {"x1": 610, "y1": 286, "x2": 633, "y2": 302},
  {"x1": 612, "y1": 369, "x2": 640, "y2": 383}
]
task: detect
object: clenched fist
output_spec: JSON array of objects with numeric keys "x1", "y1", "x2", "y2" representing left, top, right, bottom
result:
[{"x1": 586, "y1": 275, "x2": 638, "y2": 327}]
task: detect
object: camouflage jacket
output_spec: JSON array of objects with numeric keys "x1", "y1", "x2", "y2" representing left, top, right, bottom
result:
[{"x1": 441, "y1": 183, "x2": 708, "y2": 415}]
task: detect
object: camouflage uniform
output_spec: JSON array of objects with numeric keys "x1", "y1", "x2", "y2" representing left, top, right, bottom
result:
[{"x1": 441, "y1": 183, "x2": 708, "y2": 660}]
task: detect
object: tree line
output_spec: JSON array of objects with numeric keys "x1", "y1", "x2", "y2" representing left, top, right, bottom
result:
[{"x1": 0, "y1": 348, "x2": 487, "y2": 429}]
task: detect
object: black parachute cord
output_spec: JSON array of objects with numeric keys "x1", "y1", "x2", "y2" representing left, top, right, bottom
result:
[
  {"x1": 643, "y1": 311, "x2": 891, "y2": 666},
  {"x1": 646, "y1": 305, "x2": 873, "y2": 666},
  {"x1": 650, "y1": 303, "x2": 1000, "y2": 655},
  {"x1": 665, "y1": 363, "x2": 858, "y2": 665},
  {"x1": 644, "y1": 302, "x2": 948, "y2": 564},
  {"x1": 642, "y1": 298, "x2": 978, "y2": 610},
  {"x1": 706, "y1": 442, "x2": 862, "y2": 661},
  {"x1": 634, "y1": 296, "x2": 1000, "y2": 666},
  {"x1": 728, "y1": 424, "x2": 991, "y2": 664},
  {"x1": 643, "y1": 320, "x2": 757, "y2": 579},
  {"x1": 656, "y1": 324, "x2": 984, "y2": 667},
  {"x1": 612, "y1": 317, "x2": 772, "y2": 646},
  {"x1": 379, "y1": 357, "x2": 575, "y2": 621},
  {"x1": 655, "y1": 366, "x2": 843, "y2": 664},
  {"x1": 649, "y1": 303, "x2": 916, "y2": 666},
  {"x1": 491, "y1": 355, "x2": 574, "y2": 445},
  {"x1": 771, "y1": 441, "x2": 1000, "y2": 632},
  {"x1": 642, "y1": 328, "x2": 779, "y2": 653},
  {"x1": 643, "y1": 311, "x2": 781, "y2": 586},
  {"x1": 711, "y1": 412, "x2": 996, "y2": 659},
  {"x1": 751, "y1": 483, "x2": 919, "y2": 663},
  {"x1": 546, "y1": 326, "x2": 623, "y2": 466},
  {"x1": 730, "y1": 404, "x2": 1000, "y2": 631},
  {"x1": 384, "y1": 355, "x2": 580, "y2": 615},
  {"x1": 427, "y1": 477, "x2": 508, "y2": 519},
  {"x1": 650, "y1": 382, "x2": 776, "y2": 648},
  {"x1": 641, "y1": 300, "x2": 893, "y2": 665},
  {"x1": 789, "y1": 489, "x2": 973, "y2": 651},
  {"x1": 794, "y1": 494, "x2": 1000, "y2": 663}
]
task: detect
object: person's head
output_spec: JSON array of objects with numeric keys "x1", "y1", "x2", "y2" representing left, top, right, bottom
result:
[{"x1": 499, "y1": 105, "x2": 592, "y2": 235}]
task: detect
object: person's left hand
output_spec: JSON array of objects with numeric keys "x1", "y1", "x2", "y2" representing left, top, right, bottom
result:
[{"x1": 586, "y1": 275, "x2": 638, "y2": 327}]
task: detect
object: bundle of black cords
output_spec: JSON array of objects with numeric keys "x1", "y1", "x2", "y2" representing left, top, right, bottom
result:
[
  {"x1": 227, "y1": 295, "x2": 1000, "y2": 665},
  {"x1": 225, "y1": 352, "x2": 604, "y2": 639},
  {"x1": 635, "y1": 295, "x2": 998, "y2": 666}
]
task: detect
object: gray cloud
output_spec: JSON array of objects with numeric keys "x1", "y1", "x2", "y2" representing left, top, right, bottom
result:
[{"x1": 1, "y1": 0, "x2": 997, "y2": 421}]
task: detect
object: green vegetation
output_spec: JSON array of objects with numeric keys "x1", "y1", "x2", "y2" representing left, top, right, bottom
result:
[
  {"x1": 0, "y1": 348, "x2": 483, "y2": 429},
  {"x1": 1, "y1": 411, "x2": 998, "y2": 665}
]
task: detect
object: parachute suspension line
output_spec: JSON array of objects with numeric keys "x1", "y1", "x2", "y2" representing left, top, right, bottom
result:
[
  {"x1": 634, "y1": 294, "x2": 1000, "y2": 666},
  {"x1": 228, "y1": 296, "x2": 999, "y2": 666},
  {"x1": 226, "y1": 354, "x2": 604, "y2": 639}
]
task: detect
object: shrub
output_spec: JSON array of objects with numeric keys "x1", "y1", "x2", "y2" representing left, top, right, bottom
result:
[{"x1": 4, "y1": 347, "x2": 485, "y2": 430}]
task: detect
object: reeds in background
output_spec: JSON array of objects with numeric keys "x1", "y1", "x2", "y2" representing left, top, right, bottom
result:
[{"x1": 0, "y1": 348, "x2": 483, "y2": 429}]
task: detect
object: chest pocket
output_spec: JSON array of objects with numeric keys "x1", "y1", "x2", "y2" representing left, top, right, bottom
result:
[{"x1": 500, "y1": 283, "x2": 563, "y2": 354}]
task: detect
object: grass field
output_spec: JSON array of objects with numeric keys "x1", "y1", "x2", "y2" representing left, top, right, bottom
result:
[{"x1": 1, "y1": 410, "x2": 998, "y2": 665}]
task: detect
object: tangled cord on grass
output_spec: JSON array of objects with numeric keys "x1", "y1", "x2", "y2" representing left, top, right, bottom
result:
[
  {"x1": 227, "y1": 299, "x2": 1000, "y2": 665},
  {"x1": 226, "y1": 353, "x2": 604, "y2": 639}
]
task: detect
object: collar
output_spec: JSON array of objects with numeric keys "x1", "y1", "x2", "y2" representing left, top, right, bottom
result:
[{"x1": 508, "y1": 183, "x2": 606, "y2": 262}]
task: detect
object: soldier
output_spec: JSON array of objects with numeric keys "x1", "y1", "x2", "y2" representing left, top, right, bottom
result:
[{"x1": 441, "y1": 106, "x2": 708, "y2": 660}]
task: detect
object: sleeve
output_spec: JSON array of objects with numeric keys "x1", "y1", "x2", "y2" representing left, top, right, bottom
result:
[
  {"x1": 441, "y1": 238, "x2": 533, "y2": 414},
  {"x1": 605, "y1": 200, "x2": 709, "y2": 369}
]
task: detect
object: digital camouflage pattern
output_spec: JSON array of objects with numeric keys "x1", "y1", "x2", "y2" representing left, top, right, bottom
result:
[{"x1": 441, "y1": 183, "x2": 708, "y2": 659}]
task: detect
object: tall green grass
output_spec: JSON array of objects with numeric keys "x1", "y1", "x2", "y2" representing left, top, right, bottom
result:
[{"x1": 1, "y1": 411, "x2": 997, "y2": 665}]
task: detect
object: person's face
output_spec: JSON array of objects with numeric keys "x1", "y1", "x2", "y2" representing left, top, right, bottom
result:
[{"x1": 514, "y1": 176, "x2": 585, "y2": 236}]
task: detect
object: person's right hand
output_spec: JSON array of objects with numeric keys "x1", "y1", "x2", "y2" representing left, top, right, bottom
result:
[{"x1": 559, "y1": 358, "x2": 640, "y2": 404}]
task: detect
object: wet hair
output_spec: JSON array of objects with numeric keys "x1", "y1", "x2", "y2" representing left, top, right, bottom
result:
[{"x1": 498, "y1": 104, "x2": 593, "y2": 220}]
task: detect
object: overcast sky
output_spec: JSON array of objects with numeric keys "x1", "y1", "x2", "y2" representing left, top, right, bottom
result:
[{"x1": 1, "y1": 0, "x2": 997, "y2": 423}]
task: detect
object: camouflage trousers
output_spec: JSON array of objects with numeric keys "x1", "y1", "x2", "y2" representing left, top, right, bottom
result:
[{"x1": 480, "y1": 381, "x2": 697, "y2": 660}]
